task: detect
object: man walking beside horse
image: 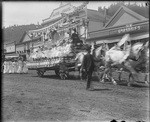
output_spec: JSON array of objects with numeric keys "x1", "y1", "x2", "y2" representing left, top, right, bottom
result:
[{"x1": 80, "y1": 45, "x2": 95, "y2": 91}]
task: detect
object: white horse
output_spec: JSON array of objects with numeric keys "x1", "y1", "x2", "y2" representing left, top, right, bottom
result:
[
  {"x1": 75, "y1": 51, "x2": 87, "y2": 79},
  {"x1": 102, "y1": 42, "x2": 149, "y2": 86},
  {"x1": 75, "y1": 44, "x2": 108, "y2": 80}
]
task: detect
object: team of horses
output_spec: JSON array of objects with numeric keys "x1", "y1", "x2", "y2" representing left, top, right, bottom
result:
[{"x1": 75, "y1": 41, "x2": 149, "y2": 86}]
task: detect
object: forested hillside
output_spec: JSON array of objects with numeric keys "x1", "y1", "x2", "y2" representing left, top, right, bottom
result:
[{"x1": 3, "y1": 24, "x2": 42, "y2": 44}]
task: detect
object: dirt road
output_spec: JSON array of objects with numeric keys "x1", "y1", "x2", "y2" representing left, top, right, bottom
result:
[{"x1": 2, "y1": 70, "x2": 149, "y2": 122}]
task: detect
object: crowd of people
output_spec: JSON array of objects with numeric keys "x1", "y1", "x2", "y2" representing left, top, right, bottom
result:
[{"x1": 3, "y1": 57, "x2": 28, "y2": 74}]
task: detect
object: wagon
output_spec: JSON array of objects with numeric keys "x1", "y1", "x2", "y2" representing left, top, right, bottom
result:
[{"x1": 26, "y1": 55, "x2": 78, "y2": 79}]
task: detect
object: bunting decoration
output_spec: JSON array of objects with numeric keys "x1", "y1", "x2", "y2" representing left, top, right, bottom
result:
[{"x1": 28, "y1": 1, "x2": 89, "y2": 37}]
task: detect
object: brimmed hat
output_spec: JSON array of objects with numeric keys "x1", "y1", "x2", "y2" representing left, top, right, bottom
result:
[{"x1": 84, "y1": 44, "x2": 91, "y2": 51}]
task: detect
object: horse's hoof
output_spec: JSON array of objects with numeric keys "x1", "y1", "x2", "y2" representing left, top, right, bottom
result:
[
  {"x1": 127, "y1": 83, "x2": 131, "y2": 87},
  {"x1": 112, "y1": 81, "x2": 117, "y2": 85},
  {"x1": 100, "y1": 79, "x2": 105, "y2": 83},
  {"x1": 113, "y1": 82, "x2": 117, "y2": 85}
]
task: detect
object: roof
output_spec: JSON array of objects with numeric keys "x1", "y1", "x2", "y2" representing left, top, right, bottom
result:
[
  {"x1": 17, "y1": 32, "x2": 27, "y2": 44},
  {"x1": 104, "y1": 5, "x2": 147, "y2": 28},
  {"x1": 43, "y1": 3, "x2": 75, "y2": 22},
  {"x1": 87, "y1": 9, "x2": 110, "y2": 22}
]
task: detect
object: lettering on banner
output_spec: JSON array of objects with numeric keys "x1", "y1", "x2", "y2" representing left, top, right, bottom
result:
[{"x1": 118, "y1": 24, "x2": 141, "y2": 33}]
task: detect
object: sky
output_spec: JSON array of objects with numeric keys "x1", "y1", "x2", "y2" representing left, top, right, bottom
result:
[{"x1": 2, "y1": 1, "x2": 146, "y2": 28}]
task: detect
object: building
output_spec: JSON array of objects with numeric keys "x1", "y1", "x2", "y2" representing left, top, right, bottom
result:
[
  {"x1": 42, "y1": 2, "x2": 110, "y2": 38},
  {"x1": 4, "y1": 41, "x2": 19, "y2": 59},
  {"x1": 15, "y1": 32, "x2": 43, "y2": 60},
  {"x1": 86, "y1": 6, "x2": 149, "y2": 47},
  {"x1": 13, "y1": 2, "x2": 111, "y2": 59},
  {"x1": 27, "y1": 2, "x2": 110, "y2": 48}
]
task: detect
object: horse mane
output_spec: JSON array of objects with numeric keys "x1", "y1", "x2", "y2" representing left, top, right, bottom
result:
[
  {"x1": 132, "y1": 43, "x2": 148, "y2": 72},
  {"x1": 93, "y1": 46, "x2": 102, "y2": 59},
  {"x1": 132, "y1": 42, "x2": 143, "y2": 47}
]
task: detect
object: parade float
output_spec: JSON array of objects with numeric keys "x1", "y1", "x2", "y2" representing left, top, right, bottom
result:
[{"x1": 26, "y1": 2, "x2": 89, "y2": 79}]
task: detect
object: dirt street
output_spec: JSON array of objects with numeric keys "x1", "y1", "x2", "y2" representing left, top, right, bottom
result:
[{"x1": 2, "y1": 70, "x2": 149, "y2": 122}]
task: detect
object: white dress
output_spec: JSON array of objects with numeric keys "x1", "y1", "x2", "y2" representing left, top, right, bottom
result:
[
  {"x1": 11, "y1": 62, "x2": 15, "y2": 73},
  {"x1": 8, "y1": 61, "x2": 12, "y2": 74},
  {"x1": 17, "y1": 60, "x2": 23, "y2": 73},
  {"x1": 15, "y1": 61, "x2": 19, "y2": 73},
  {"x1": 5, "y1": 61, "x2": 9, "y2": 73},
  {"x1": 3, "y1": 61, "x2": 7, "y2": 73},
  {"x1": 13, "y1": 62, "x2": 17, "y2": 73},
  {"x1": 22, "y1": 61, "x2": 28, "y2": 73}
]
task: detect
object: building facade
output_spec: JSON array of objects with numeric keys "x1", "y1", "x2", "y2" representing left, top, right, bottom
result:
[
  {"x1": 86, "y1": 6, "x2": 149, "y2": 47},
  {"x1": 27, "y1": 2, "x2": 110, "y2": 47},
  {"x1": 4, "y1": 41, "x2": 19, "y2": 59}
]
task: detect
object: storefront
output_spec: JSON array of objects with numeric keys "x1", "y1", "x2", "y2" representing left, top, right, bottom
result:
[
  {"x1": 15, "y1": 32, "x2": 42, "y2": 60},
  {"x1": 86, "y1": 6, "x2": 149, "y2": 47},
  {"x1": 5, "y1": 53, "x2": 19, "y2": 59},
  {"x1": 4, "y1": 42, "x2": 19, "y2": 59}
]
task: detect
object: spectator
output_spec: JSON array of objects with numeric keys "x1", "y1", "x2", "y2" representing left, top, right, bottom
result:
[
  {"x1": 22, "y1": 60, "x2": 28, "y2": 74},
  {"x1": 3, "y1": 59, "x2": 7, "y2": 73},
  {"x1": 8, "y1": 60, "x2": 13, "y2": 74},
  {"x1": 11, "y1": 59, "x2": 15, "y2": 73},
  {"x1": 17, "y1": 57, "x2": 23, "y2": 74},
  {"x1": 13, "y1": 60, "x2": 18, "y2": 73}
]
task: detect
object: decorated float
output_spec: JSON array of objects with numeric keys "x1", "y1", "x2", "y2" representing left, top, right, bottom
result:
[{"x1": 26, "y1": 2, "x2": 89, "y2": 79}]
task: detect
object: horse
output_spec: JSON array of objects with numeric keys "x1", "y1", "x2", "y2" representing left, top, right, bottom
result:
[
  {"x1": 74, "y1": 51, "x2": 87, "y2": 80},
  {"x1": 91, "y1": 43, "x2": 109, "y2": 81},
  {"x1": 75, "y1": 43, "x2": 108, "y2": 80},
  {"x1": 101, "y1": 41, "x2": 149, "y2": 86}
]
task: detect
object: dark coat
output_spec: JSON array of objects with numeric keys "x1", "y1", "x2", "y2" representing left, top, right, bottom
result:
[
  {"x1": 81, "y1": 52, "x2": 95, "y2": 72},
  {"x1": 71, "y1": 33, "x2": 81, "y2": 44}
]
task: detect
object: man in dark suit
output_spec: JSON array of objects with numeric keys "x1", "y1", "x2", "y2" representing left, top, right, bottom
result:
[
  {"x1": 71, "y1": 28, "x2": 83, "y2": 46},
  {"x1": 81, "y1": 45, "x2": 95, "y2": 90}
]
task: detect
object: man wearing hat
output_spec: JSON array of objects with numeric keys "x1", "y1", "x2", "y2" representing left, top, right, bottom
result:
[
  {"x1": 81, "y1": 45, "x2": 95, "y2": 90},
  {"x1": 71, "y1": 28, "x2": 82, "y2": 46}
]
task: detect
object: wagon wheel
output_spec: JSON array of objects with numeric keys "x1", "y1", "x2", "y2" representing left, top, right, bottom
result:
[
  {"x1": 59, "y1": 72, "x2": 68, "y2": 80},
  {"x1": 55, "y1": 69, "x2": 60, "y2": 76},
  {"x1": 37, "y1": 70, "x2": 45, "y2": 77}
]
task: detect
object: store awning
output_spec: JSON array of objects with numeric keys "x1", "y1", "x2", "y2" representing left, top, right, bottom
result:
[
  {"x1": 96, "y1": 32, "x2": 149, "y2": 44},
  {"x1": 5, "y1": 53, "x2": 19, "y2": 58},
  {"x1": 131, "y1": 33, "x2": 149, "y2": 40},
  {"x1": 33, "y1": 41, "x2": 44, "y2": 48},
  {"x1": 16, "y1": 46, "x2": 24, "y2": 52}
]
